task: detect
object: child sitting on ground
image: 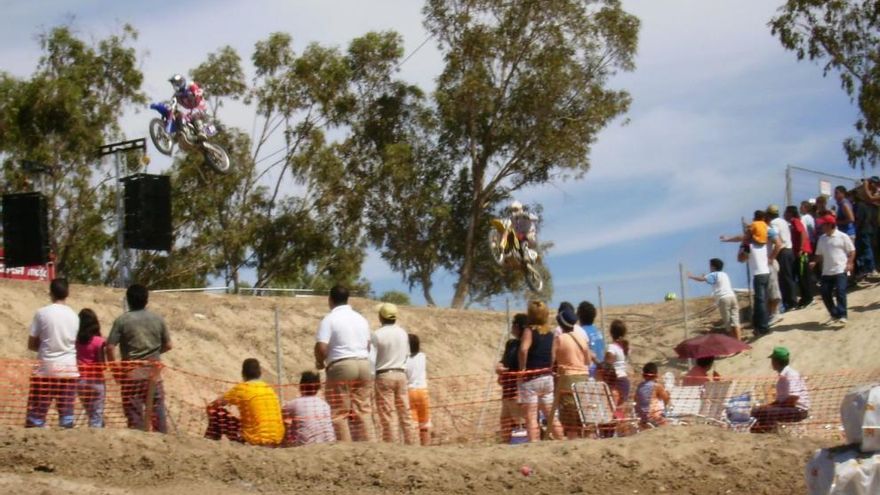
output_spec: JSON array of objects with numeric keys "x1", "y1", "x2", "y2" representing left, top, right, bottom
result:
[
  {"x1": 635, "y1": 362, "x2": 670, "y2": 428},
  {"x1": 282, "y1": 371, "x2": 336, "y2": 446}
]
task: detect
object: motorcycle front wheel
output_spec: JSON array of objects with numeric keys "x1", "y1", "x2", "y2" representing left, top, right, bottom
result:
[
  {"x1": 149, "y1": 118, "x2": 174, "y2": 156},
  {"x1": 488, "y1": 228, "x2": 507, "y2": 265},
  {"x1": 202, "y1": 142, "x2": 232, "y2": 174},
  {"x1": 523, "y1": 261, "x2": 544, "y2": 293}
]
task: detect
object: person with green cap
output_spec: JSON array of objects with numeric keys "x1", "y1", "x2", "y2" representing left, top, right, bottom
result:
[{"x1": 750, "y1": 346, "x2": 810, "y2": 433}]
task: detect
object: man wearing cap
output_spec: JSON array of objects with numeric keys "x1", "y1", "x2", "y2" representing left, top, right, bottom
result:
[
  {"x1": 767, "y1": 205, "x2": 798, "y2": 312},
  {"x1": 811, "y1": 216, "x2": 856, "y2": 325},
  {"x1": 314, "y1": 285, "x2": 374, "y2": 442},
  {"x1": 751, "y1": 347, "x2": 810, "y2": 433},
  {"x1": 551, "y1": 308, "x2": 590, "y2": 439},
  {"x1": 371, "y1": 303, "x2": 416, "y2": 444}
]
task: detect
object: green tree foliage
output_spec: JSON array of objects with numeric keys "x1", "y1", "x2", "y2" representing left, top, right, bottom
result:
[
  {"x1": 771, "y1": 0, "x2": 880, "y2": 168},
  {"x1": 423, "y1": 0, "x2": 639, "y2": 308},
  {"x1": 379, "y1": 290, "x2": 412, "y2": 305},
  {"x1": 0, "y1": 25, "x2": 144, "y2": 282}
]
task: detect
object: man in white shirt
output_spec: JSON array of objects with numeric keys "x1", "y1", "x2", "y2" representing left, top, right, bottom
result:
[
  {"x1": 26, "y1": 278, "x2": 79, "y2": 428},
  {"x1": 371, "y1": 303, "x2": 416, "y2": 444},
  {"x1": 687, "y1": 258, "x2": 742, "y2": 341},
  {"x1": 751, "y1": 347, "x2": 810, "y2": 433},
  {"x1": 314, "y1": 285, "x2": 374, "y2": 442},
  {"x1": 767, "y1": 205, "x2": 798, "y2": 311},
  {"x1": 811, "y1": 215, "x2": 856, "y2": 325}
]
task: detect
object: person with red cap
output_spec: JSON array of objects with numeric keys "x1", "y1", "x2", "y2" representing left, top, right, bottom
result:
[{"x1": 811, "y1": 215, "x2": 856, "y2": 326}]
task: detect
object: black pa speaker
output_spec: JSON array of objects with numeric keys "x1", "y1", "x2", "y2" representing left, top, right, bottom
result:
[
  {"x1": 122, "y1": 174, "x2": 172, "y2": 251},
  {"x1": 2, "y1": 192, "x2": 50, "y2": 267}
]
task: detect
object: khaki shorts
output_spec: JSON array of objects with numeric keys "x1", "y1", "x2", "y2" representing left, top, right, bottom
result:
[
  {"x1": 718, "y1": 295, "x2": 740, "y2": 328},
  {"x1": 768, "y1": 260, "x2": 782, "y2": 301}
]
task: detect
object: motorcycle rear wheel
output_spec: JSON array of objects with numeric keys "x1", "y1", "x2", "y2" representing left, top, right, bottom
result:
[
  {"x1": 149, "y1": 118, "x2": 174, "y2": 156},
  {"x1": 202, "y1": 142, "x2": 232, "y2": 174}
]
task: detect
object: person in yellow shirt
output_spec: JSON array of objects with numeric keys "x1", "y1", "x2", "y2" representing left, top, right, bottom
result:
[{"x1": 205, "y1": 358, "x2": 284, "y2": 446}]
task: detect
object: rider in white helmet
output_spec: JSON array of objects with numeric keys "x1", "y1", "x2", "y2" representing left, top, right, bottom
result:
[
  {"x1": 169, "y1": 74, "x2": 208, "y2": 140},
  {"x1": 509, "y1": 200, "x2": 539, "y2": 262}
]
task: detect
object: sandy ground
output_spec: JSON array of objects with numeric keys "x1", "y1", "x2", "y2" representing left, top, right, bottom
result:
[
  {"x1": 1, "y1": 278, "x2": 878, "y2": 493},
  {"x1": 0, "y1": 425, "x2": 828, "y2": 495}
]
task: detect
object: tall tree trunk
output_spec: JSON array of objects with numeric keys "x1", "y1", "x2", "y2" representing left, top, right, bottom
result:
[
  {"x1": 420, "y1": 273, "x2": 436, "y2": 307},
  {"x1": 450, "y1": 177, "x2": 484, "y2": 308}
]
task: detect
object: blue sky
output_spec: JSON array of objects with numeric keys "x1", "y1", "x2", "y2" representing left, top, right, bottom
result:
[{"x1": 0, "y1": 1, "x2": 868, "y2": 307}]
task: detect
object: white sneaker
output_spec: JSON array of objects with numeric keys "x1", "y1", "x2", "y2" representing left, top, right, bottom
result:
[{"x1": 837, "y1": 317, "x2": 848, "y2": 326}]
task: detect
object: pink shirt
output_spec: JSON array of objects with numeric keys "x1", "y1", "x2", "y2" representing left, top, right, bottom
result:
[{"x1": 76, "y1": 336, "x2": 106, "y2": 380}]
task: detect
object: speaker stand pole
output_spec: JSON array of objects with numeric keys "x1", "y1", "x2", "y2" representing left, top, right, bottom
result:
[{"x1": 114, "y1": 153, "x2": 129, "y2": 288}]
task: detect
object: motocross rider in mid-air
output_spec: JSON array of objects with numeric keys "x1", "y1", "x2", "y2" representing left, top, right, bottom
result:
[
  {"x1": 509, "y1": 200, "x2": 539, "y2": 263},
  {"x1": 168, "y1": 74, "x2": 207, "y2": 140}
]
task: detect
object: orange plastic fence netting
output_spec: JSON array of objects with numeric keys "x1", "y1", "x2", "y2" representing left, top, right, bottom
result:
[{"x1": 1, "y1": 360, "x2": 878, "y2": 445}]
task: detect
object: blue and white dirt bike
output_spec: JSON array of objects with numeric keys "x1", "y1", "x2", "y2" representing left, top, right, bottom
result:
[{"x1": 148, "y1": 100, "x2": 231, "y2": 174}]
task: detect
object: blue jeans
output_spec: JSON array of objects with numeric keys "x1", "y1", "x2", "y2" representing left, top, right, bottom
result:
[
  {"x1": 78, "y1": 379, "x2": 106, "y2": 428},
  {"x1": 25, "y1": 376, "x2": 77, "y2": 428},
  {"x1": 752, "y1": 274, "x2": 770, "y2": 334},
  {"x1": 820, "y1": 273, "x2": 848, "y2": 319},
  {"x1": 856, "y1": 231, "x2": 875, "y2": 275}
]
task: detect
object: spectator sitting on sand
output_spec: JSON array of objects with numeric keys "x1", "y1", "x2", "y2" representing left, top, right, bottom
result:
[
  {"x1": 551, "y1": 307, "x2": 590, "y2": 439},
  {"x1": 282, "y1": 371, "x2": 335, "y2": 446},
  {"x1": 687, "y1": 258, "x2": 742, "y2": 341},
  {"x1": 206, "y1": 358, "x2": 285, "y2": 446},
  {"x1": 496, "y1": 313, "x2": 527, "y2": 443},
  {"x1": 518, "y1": 300, "x2": 563, "y2": 442},
  {"x1": 751, "y1": 347, "x2": 810, "y2": 433},
  {"x1": 635, "y1": 362, "x2": 670, "y2": 428},
  {"x1": 406, "y1": 333, "x2": 431, "y2": 446},
  {"x1": 681, "y1": 356, "x2": 721, "y2": 386}
]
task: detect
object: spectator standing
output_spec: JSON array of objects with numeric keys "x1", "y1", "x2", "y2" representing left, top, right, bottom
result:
[
  {"x1": 25, "y1": 278, "x2": 79, "y2": 428},
  {"x1": 282, "y1": 371, "x2": 335, "y2": 446},
  {"x1": 863, "y1": 177, "x2": 880, "y2": 274},
  {"x1": 604, "y1": 319, "x2": 632, "y2": 402},
  {"x1": 766, "y1": 224, "x2": 785, "y2": 325},
  {"x1": 834, "y1": 185, "x2": 857, "y2": 238},
  {"x1": 206, "y1": 358, "x2": 285, "y2": 446},
  {"x1": 767, "y1": 205, "x2": 798, "y2": 311},
  {"x1": 551, "y1": 308, "x2": 590, "y2": 439},
  {"x1": 371, "y1": 303, "x2": 416, "y2": 444},
  {"x1": 812, "y1": 215, "x2": 856, "y2": 325},
  {"x1": 576, "y1": 301, "x2": 603, "y2": 377},
  {"x1": 496, "y1": 314, "x2": 527, "y2": 443},
  {"x1": 722, "y1": 212, "x2": 774, "y2": 336},
  {"x1": 751, "y1": 347, "x2": 810, "y2": 433},
  {"x1": 314, "y1": 285, "x2": 374, "y2": 442},
  {"x1": 106, "y1": 284, "x2": 171, "y2": 432},
  {"x1": 687, "y1": 258, "x2": 742, "y2": 341},
  {"x1": 518, "y1": 301, "x2": 563, "y2": 442},
  {"x1": 75, "y1": 309, "x2": 108, "y2": 428},
  {"x1": 800, "y1": 200, "x2": 816, "y2": 242},
  {"x1": 853, "y1": 187, "x2": 877, "y2": 278},
  {"x1": 786, "y1": 206, "x2": 815, "y2": 309},
  {"x1": 406, "y1": 334, "x2": 431, "y2": 446}
]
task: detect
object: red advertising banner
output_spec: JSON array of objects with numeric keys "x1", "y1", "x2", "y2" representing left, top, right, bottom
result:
[{"x1": 0, "y1": 249, "x2": 55, "y2": 281}]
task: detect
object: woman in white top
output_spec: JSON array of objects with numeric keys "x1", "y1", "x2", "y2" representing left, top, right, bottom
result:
[
  {"x1": 604, "y1": 319, "x2": 631, "y2": 402},
  {"x1": 405, "y1": 334, "x2": 430, "y2": 445}
]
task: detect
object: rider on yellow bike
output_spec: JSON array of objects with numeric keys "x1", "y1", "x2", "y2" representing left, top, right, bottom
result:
[{"x1": 509, "y1": 201, "x2": 539, "y2": 263}]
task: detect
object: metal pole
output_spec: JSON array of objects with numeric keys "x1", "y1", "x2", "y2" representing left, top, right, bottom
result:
[
  {"x1": 598, "y1": 285, "x2": 607, "y2": 342},
  {"x1": 114, "y1": 154, "x2": 127, "y2": 288},
  {"x1": 785, "y1": 165, "x2": 793, "y2": 207},
  {"x1": 679, "y1": 263, "x2": 689, "y2": 342},
  {"x1": 274, "y1": 306, "x2": 284, "y2": 402}
]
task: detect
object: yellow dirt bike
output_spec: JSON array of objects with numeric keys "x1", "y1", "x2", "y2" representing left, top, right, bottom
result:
[{"x1": 488, "y1": 218, "x2": 544, "y2": 292}]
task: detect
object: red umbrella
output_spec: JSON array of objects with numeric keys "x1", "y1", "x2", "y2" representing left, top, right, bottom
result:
[{"x1": 674, "y1": 333, "x2": 751, "y2": 359}]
